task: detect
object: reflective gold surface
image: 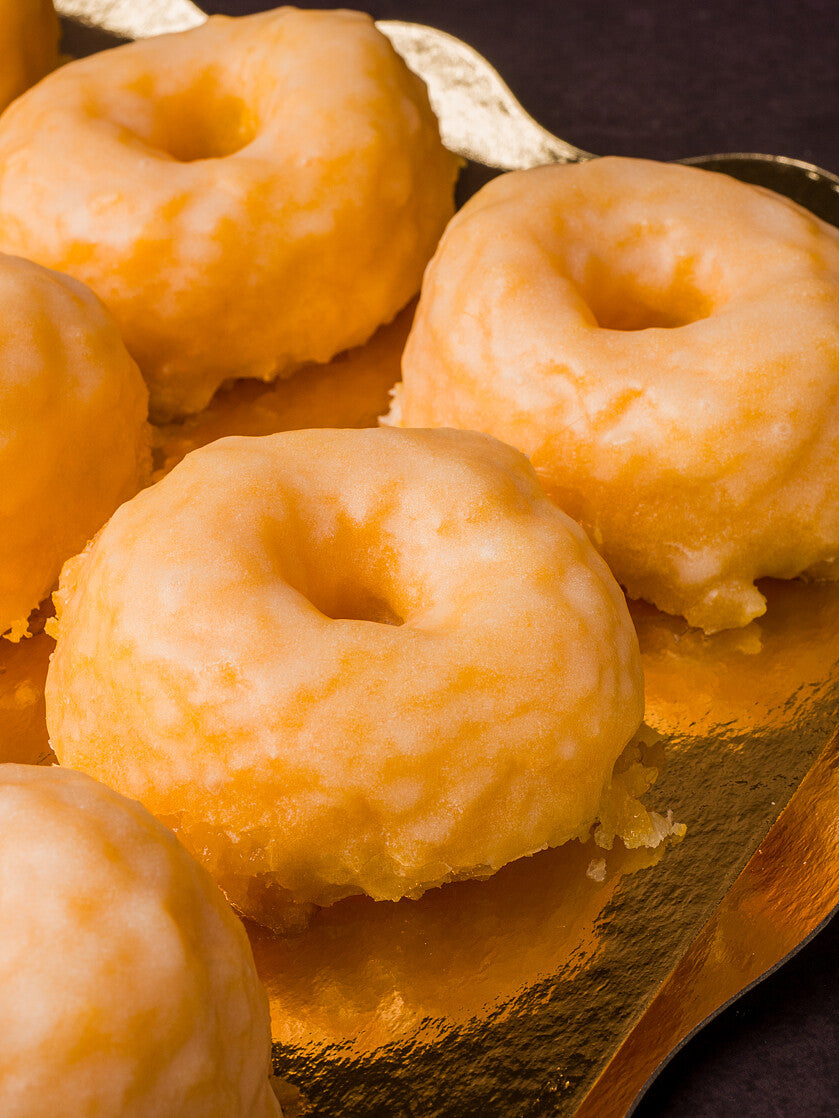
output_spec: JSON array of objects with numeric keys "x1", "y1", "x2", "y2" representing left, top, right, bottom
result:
[
  {"x1": 56, "y1": 0, "x2": 204, "y2": 39},
  {"x1": 153, "y1": 303, "x2": 413, "y2": 475},
  {"x1": 0, "y1": 608, "x2": 54, "y2": 766},
  {"x1": 255, "y1": 585, "x2": 839, "y2": 1115},
  {"x1": 579, "y1": 726, "x2": 839, "y2": 1117},
  {"x1": 5, "y1": 307, "x2": 838, "y2": 1113}
]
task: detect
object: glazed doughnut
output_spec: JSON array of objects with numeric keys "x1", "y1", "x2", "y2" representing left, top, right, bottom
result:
[
  {"x1": 46, "y1": 427, "x2": 644, "y2": 932},
  {"x1": 0, "y1": 0, "x2": 58, "y2": 113},
  {"x1": 390, "y1": 156, "x2": 839, "y2": 632},
  {"x1": 0, "y1": 7, "x2": 458, "y2": 419},
  {"x1": 0, "y1": 765, "x2": 280, "y2": 1118},
  {"x1": 0, "y1": 252, "x2": 150, "y2": 641}
]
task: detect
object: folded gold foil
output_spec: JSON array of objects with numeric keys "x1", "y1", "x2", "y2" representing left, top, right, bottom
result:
[
  {"x1": 5, "y1": 299, "x2": 837, "y2": 1114},
  {"x1": 580, "y1": 726, "x2": 839, "y2": 1116}
]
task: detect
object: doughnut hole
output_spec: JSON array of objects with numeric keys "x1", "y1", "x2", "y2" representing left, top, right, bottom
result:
[
  {"x1": 263, "y1": 505, "x2": 417, "y2": 627},
  {"x1": 303, "y1": 583, "x2": 405, "y2": 627},
  {"x1": 576, "y1": 254, "x2": 717, "y2": 331},
  {"x1": 150, "y1": 87, "x2": 257, "y2": 163},
  {"x1": 107, "y1": 70, "x2": 259, "y2": 162},
  {"x1": 543, "y1": 207, "x2": 725, "y2": 331},
  {"x1": 46, "y1": 428, "x2": 645, "y2": 932}
]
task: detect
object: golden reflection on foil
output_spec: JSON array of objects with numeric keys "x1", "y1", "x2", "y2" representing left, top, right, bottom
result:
[
  {"x1": 3, "y1": 306, "x2": 839, "y2": 1114},
  {"x1": 0, "y1": 607, "x2": 55, "y2": 765},
  {"x1": 250, "y1": 576, "x2": 839, "y2": 1117},
  {"x1": 153, "y1": 302, "x2": 414, "y2": 476},
  {"x1": 250, "y1": 838, "x2": 663, "y2": 1055},
  {"x1": 580, "y1": 727, "x2": 839, "y2": 1117}
]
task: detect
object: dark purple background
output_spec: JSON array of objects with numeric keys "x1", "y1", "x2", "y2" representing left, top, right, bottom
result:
[
  {"x1": 207, "y1": 3, "x2": 839, "y2": 1114},
  {"x1": 204, "y1": 0, "x2": 839, "y2": 170}
]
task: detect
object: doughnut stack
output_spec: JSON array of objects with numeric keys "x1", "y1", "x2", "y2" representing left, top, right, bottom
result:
[{"x1": 2, "y1": 5, "x2": 838, "y2": 1115}]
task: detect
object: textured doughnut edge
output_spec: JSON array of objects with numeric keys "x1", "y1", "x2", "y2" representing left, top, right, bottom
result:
[
  {"x1": 0, "y1": 765, "x2": 280, "y2": 1118},
  {"x1": 46, "y1": 427, "x2": 650, "y2": 932},
  {"x1": 388, "y1": 157, "x2": 839, "y2": 633},
  {"x1": 0, "y1": 253, "x2": 151, "y2": 642},
  {"x1": 0, "y1": 7, "x2": 459, "y2": 420}
]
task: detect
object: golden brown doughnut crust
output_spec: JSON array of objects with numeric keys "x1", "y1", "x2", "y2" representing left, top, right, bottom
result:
[
  {"x1": 0, "y1": 0, "x2": 58, "y2": 113},
  {"x1": 0, "y1": 253, "x2": 150, "y2": 641},
  {"x1": 47, "y1": 427, "x2": 644, "y2": 931},
  {"x1": 391, "y1": 157, "x2": 839, "y2": 632},
  {"x1": 0, "y1": 8, "x2": 458, "y2": 419},
  {"x1": 0, "y1": 765, "x2": 280, "y2": 1118}
]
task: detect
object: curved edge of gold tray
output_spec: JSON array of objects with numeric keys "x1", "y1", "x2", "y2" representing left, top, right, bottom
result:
[{"x1": 577, "y1": 726, "x2": 839, "y2": 1117}]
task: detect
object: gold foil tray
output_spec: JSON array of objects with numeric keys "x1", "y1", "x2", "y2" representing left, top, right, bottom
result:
[
  {"x1": 5, "y1": 301, "x2": 838, "y2": 1114},
  {"x1": 4, "y1": 5, "x2": 838, "y2": 1114}
]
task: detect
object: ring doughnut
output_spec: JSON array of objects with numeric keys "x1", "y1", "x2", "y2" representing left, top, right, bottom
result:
[
  {"x1": 0, "y1": 0, "x2": 58, "y2": 113},
  {"x1": 390, "y1": 156, "x2": 839, "y2": 632},
  {"x1": 0, "y1": 252, "x2": 150, "y2": 641},
  {"x1": 46, "y1": 427, "x2": 644, "y2": 932},
  {"x1": 0, "y1": 8, "x2": 458, "y2": 420},
  {"x1": 0, "y1": 765, "x2": 280, "y2": 1118}
]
